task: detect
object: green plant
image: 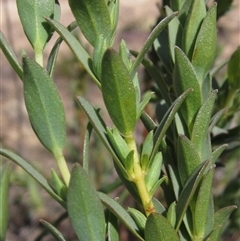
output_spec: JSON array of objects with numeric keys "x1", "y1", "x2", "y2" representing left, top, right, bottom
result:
[{"x1": 0, "y1": 0, "x2": 239, "y2": 240}]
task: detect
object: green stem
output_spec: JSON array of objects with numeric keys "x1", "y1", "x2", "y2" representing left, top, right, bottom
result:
[
  {"x1": 54, "y1": 151, "x2": 70, "y2": 186},
  {"x1": 125, "y1": 134, "x2": 155, "y2": 216},
  {"x1": 34, "y1": 47, "x2": 44, "y2": 67}
]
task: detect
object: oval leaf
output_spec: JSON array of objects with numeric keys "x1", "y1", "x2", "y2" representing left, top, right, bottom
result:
[
  {"x1": 182, "y1": 0, "x2": 206, "y2": 58},
  {"x1": 22, "y1": 56, "x2": 66, "y2": 156},
  {"x1": 145, "y1": 213, "x2": 179, "y2": 241},
  {"x1": 177, "y1": 134, "x2": 201, "y2": 186},
  {"x1": 191, "y1": 90, "x2": 217, "y2": 161},
  {"x1": 101, "y1": 48, "x2": 137, "y2": 136},
  {"x1": 174, "y1": 47, "x2": 202, "y2": 128},
  {"x1": 194, "y1": 166, "x2": 215, "y2": 238},
  {"x1": 192, "y1": 3, "x2": 217, "y2": 83},
  {"x1": 17, "y1": 0, "x2": 54, "y2": 51},
  {"x1": 0, "y1": 164, "x2": 11, "y2": 241},
  {"x1": 68, "y1": 0, "x2": 112, "y2": 46},
  {"x1": 67, "y1": 164, "x2": 105, "y2": 241}
]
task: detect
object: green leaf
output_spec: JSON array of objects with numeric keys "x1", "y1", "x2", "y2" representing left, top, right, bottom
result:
[
  {"x1": 137, "y1": 92, "x2": 154, "y2": 119},
  {"x1": 106, "y1": 210, "x2": 119, "y2": 241},
  {"x1": 141, "y1": 130, "x2": 154, "y2": 159},
  {"x1": 191, "y1": 90, "x2": 217, "y2": 161},
  {"x1": 151, "y1": 88, "x2": 193, "y2": 161},
  {"x1": 98, "y1": 192, "x2": 144, "y2": 241},
  {"x1": 23, "y1": 56, "x2": 66, "y2": 156},
  {"x1": 17, "y1": 0, "x2": 54, "y2": 51},
  {"x1": 152, "y1": 197, "x2": 166, "y2": 214},
  {"x1": 177, "y1": 134, "x2": 201, "y2": 185},
  {"x1": 68, "y1": 0, "x2": 112, "y2": 46},
  {"x1": 45, "y1": 18, "x2": 100, "y2": 87},
  {"x1": 130, "y1": 12, "x2": 178, "y2": 78},
  {"x1": 174, "y1": 46, "x2": 202, "y2": 128},
  {"x1": 0, "y1": 148, "x2": 66, "y2": 207},
  {"x1": 193, "y1": 166, "x2": 215, "y2": 239},
  {"x1": 228, "y1": 46, "x2": 240, "y2": 90},
  {"x1": 68, "y1": 163, "x2": 105, "y2": 241},
  {"x1": 165, "y1": 6, "x2": 181, "y2": 63},
  {"x1": 101, "y1": 48, "x2": 137, "y2": 136},
  {"x1": 130, "y1": 50, "x2": 172, "y2": 106},
  {"x1": 0, "y1": 164, "x2": 11, "y2": 241},
  {"x1": 108, "y1": 0, "x2": 120, "y2": 40},
  {"x1": 83, "y1": 122, "x2": 93, "y2": 174},
  {"x1": 106, "y1": 127, "x2": 130, "y2": 164},
  {"x1": 211, "y1": 144, "x2": 228, "y2": 163},
  {"x1": 145, "y1": 152, "x2": 162, "y2": 193},
  {"x1": 213, "y1": 205, "x2": 237, "y2": 230},
  {"x1": 40, "y1": 219, "x2": 67, "y2": 241},
  {"x1": 0, "y1": 31, "x2": 23, "y2": 79},
  {"x1": 128, "y1": 208, "x2": 147, "y2": 235},
  {"x1": 192, "y1": 3, "x2": 217, "y2": 83},
  {"x1": 175, "y1": 160, "x2": 209, "y2": 230},
  {"x1": 76, "y1": 96, "x2": 128, "y2": 178},
  {"x1": 182, "y1": 0, "x2": 206, "y2": 58},
  {"x1": 46, "y1": 21, "x2": 78, "y2": 77},
  {"x1": 50, "y1": 169, "x2": 67, "y2": 201},
  {"x1": 167, "y1": 201, "x2": 177, "y2": 227},
  {"x1": 145, "y1": 213, "x2": 180, "y2": 241}
]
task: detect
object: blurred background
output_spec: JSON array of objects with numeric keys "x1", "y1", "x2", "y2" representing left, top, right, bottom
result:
[{"x1": 1, "y1": 0, "x2": 239, "y2": 240}]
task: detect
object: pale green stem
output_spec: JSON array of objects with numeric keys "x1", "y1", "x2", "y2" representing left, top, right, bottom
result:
[
  {"x1": 34, "y1": 47, "x2": 44, "y2": 67},
  {"x1": 54, "y1": 151, "x2": 70, "y2": 186},
  {"x1": 125, "y1": 133, "x2": 155, "y2": 216}
]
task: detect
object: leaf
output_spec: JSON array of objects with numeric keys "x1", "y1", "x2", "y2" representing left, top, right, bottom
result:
[
  {"x1": 174, "y1": 46, "x2": 202, "y2": 128},
  {"x1": 177, "y1": 134, "x2": 201, "y2": 185},
  {"x1": 23, "y1": 56, "x2": 66, "y2": 156},
  {"x1": 98, "y1": 192, "x2": 144, "y2": 241},
  {"x1": 191, "y1": 90, "x2": 217, "y2": 161},
  {"x1": 130, "y1": 12, "x2": 178, "y2": 78},
  {"x1": 101, "y1": 48, "x2": 137, "y2": 136},
  {"x1": 145, "y1": 213, "x2": 180, "y2": 241},
  {"x1": 128, "y1": 208, "x2": 147, "y2": 234},
  {"x1": 211, "y1": 144, "x2": 228, "y2": 163},
  {"x1": 76, "y1": 96, "x2": 128, "y2": 178},
  {"x1": 106, "y1": 210, "x2": 119, "y2": 241},
  {"x1": 165, "y1": 6, "x2": 181, "y2": 63},
  {"x1": 68, "y1": 0, "x2": 112, "y2": 46},
  {"x1": 0, "y1": 164, "x2": 11, "y2": 241},
  {"x1": 137, "y1": 92, "x2": 154, "y2": 119},
  {"x1": 167, "y1": 201, "x2": 177, "y2": 227},
  {"x1": 67, "y1": 163, "x2": 105, "y2": 241},
  {"x1": 46, "y1": 21, "x2": 78, "y2": 77},
  {"x1": 83, "y1": 122, "x2": 93, "y2": 174},
  {"x1": 182, "y1": 0, "x2": 206, "y2": 58},
  {"x1": 45, "y1": 18, "x2": 100, "y2": 87},
  {"x1": 175, "y1": 160, "x2": 209, "y2": 230},
  {"x1": 17, "y1": 0, "x2": 54, "y2": 51},
  {"x1": 151, "y1": 88, "x2": 193, "y2": 161},
  {"x1": 0, "y1": 31, "x2": 23, "y2": 79},
  {"x1": 106, "y1": 127, "x2": 130, "y2": 164},
  {"x1": 50, "y1": 169, "x2": 67, "y2": 201},
  {"x1": 152, "y1": 197, "x2": 166, "y2": 214},
  {"x1": 193, "y1": 166, "x2": 215, "y2": 239},
  {"x1": 192, "y1": 3, "x2": 217, "y2": 83},
  {"x1": 228, "y1": 46, "x2": 240, "y2": 90},
  {"x1": 213, "y1": 205, "x2": 237, "y2": 230},
  {"x1": 130, "y1": 50, "x2": 171, "y2": 106},
  {"x1": 40, "y1": 219, "x2": 67, "y2": 241},
  {"x1": 0, "y1": 148, "x2": 66, "y2": 207}
]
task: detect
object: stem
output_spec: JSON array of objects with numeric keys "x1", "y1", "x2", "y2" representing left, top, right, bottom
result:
[
  {"x1": 54, "y1": 151, "x2": 70, "y2": 186},
  {"x1": 34, "y1": 47, "x2": 44, "y2": 67},
  {"x1": 125, "y1": 134, "x2": 155, "y2": 216}
]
